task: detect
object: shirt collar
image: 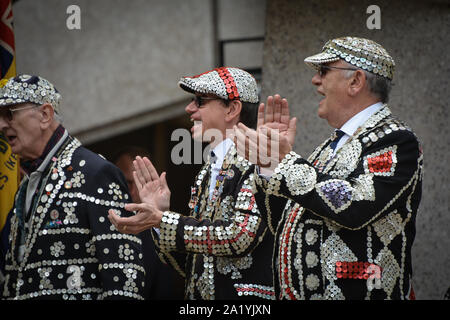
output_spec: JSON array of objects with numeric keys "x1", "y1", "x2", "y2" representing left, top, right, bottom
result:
[
  {"x1": 210, "y1": 138, "x2": 234, "y2": 167},
  {"x1": 339, "y1": 102, "x2": 383, "y2": 137},
  {"x1": 21, "y1": 125, "x2": 67, "y2": 175}
]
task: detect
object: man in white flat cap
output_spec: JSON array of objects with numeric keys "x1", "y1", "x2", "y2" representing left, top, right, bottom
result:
[
  {"x1": 234, "y1": 36, "x2": 423, "y2": 300},
  {"x1": 109, "y1": 67, "x2": 283, "y2": 300}
]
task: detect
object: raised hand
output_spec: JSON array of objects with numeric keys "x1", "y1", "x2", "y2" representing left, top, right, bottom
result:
[
  {"x1": 233, "y1": 94, "x2": 297, "y2": 169},
  {"x1": 234, "y1": 123, "x2": 293, "y2": 169},
  {"x1": 133, "y1": 156, "x2": 171, "y2": 212},
  {"x1": 258, "y1": 94, "x2": 297, "y2": 147}
]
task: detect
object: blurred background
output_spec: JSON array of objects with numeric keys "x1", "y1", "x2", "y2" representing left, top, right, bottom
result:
[{"x1": 9, "y1": 0, "x2": 449, "y2": 299}]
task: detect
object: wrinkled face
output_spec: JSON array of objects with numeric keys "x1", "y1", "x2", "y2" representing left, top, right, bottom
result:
[
  {"x1": 311, "y1": 60, "x2": 351, "y2": 128},
  {"x1": 185, "y1": 95, "x2": 228, "y2": 144},
  {"x1": 115, "y1": 154, "x2": 140, "y2": 203},
  {"x1": 0, "y1": 103, "x2": 43, "y2": 159}
]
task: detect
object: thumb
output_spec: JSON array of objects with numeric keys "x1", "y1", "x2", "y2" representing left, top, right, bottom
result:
[{"x1": 160, "y1": 172, "x2": 170, "y2": 191}]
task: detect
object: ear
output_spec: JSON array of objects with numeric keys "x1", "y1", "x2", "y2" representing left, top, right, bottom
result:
[
  {"x1": 348, "y1": 70, "x2": 366, "y2": 97},
  {"x1": 225, "y1": 100, "x2": 242, "y2": 123},
  {"x1": 39, "y1": 103, "x2": 55, "y2": 129}
]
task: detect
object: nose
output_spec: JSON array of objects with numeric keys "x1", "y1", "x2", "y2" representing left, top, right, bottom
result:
[
  {"x1": 311, "y1": 72, "x2": 322, "y2": 86},
  {"x1": 185, "y1": 99, "x2": 198, "y2": 115}
]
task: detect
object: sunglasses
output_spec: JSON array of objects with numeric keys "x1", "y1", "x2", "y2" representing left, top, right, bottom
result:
[
  {"x1": 0, "y1": 104, "x2": 39, "y2": 121},
  {"x1": 318, "y1": 65, "x2": 358, "y2": 77},
  {"x1": 191, "y1": 96, "x2": 220, "y2": 107}
]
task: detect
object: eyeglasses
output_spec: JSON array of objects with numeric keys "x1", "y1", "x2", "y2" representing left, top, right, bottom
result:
[
  {"x1": 318, "y1": 65, "x2": 358, "y2": 77},
  {"x1": 0, "y1": 104, "x2": 39, "y2": 121},
  {"x1": 191, "y1": 96, "x2": 220, "y2": 107}
]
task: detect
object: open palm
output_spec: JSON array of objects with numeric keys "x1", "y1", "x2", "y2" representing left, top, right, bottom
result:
[{"x1": 133, "y1": 156, "x2": 171, "y2": 212}]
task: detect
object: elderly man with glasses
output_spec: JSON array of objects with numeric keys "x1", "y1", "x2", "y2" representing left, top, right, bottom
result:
[
  {"x1": 234, "y1": 37, "x2": 423, "y2": 300},
  {"x1": 0, "y1": 75, "x2": 145, "y2": 300}
]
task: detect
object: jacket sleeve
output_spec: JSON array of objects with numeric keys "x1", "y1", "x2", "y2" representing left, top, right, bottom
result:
[
  {"x1": 85, "y1": 161, "x2": 146, "y2": 299},
  {"x1": 151, "y1": 228, "x2": 187, "y2": 279},
  {"x1": 157, "y1": 167, "x2": 269, "y2": 258},
  {"x1": 256, "y1": 130, "x2": 422, "y2": 230},
  {"x1": 252, "y1": 168, "x2": 289, "y2": 235}
]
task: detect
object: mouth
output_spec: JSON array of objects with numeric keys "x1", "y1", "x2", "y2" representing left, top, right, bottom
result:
[
  {"x1": 5, "y1": 134, "x2": 17, "y2": 145},
  {"x1": 190, "y1": 120, "x2": 202, "y2": 133},
  {"x1": 317, "y1": 90, "x2": 325, "y2": 104}
]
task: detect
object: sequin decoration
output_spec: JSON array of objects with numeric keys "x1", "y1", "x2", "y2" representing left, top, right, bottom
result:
[
  {"x1": 272, "y1": 152, "x2": 316, "y2": 196},
  {"x1": 374, "y1": 247, "x2": 401, "y2": 298},
  {"x1": 316, "y1": 179, "x2": 352, "y2": 213},
  {"x1": 351, "y1": 174, "x2": 376, "y2": 202},
  {"x1": 178, "y1": 67, "x2": 258, "y2": 103},
  {"x1": 335, "y1": 261, "x2": 382, "y2": 280},
  {"x1": 217, "y1": 255, "x2": 253, "y2": 279},
  {"x1": 304, "y1": 36, "x2": 396, "y2": 80},
  {"x1": 234, "y1": 283, "x2": 275, "y2": 299},
  {"x1": 0, "y1": 74, "x2": 62, "y2": 113},
  {"x1": 329, "y1": 139, "x2": 362, "y2": 178},
  {"x1": 372, "y1": 210, "x2": 404, "y2": 246},
  {"x1": 364, "y1": 146, "x2": 397, "y2": 176}
]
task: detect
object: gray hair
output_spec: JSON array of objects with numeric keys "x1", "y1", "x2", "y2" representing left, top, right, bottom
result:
[
  {"x1": 343, "y1": 62, "x2": 392, "y2": 103},
  {"x1": 53, "y1": 111, "x2": 64, "y2": 124}
]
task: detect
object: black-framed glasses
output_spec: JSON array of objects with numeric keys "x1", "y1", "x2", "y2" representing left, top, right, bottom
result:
[
  {"x1": 0, "y1": 104, "x2": 39, "y2": 121},
  {"x1": 191, "y1": 96, "x2": 220, "y2": 107},
  {"x1": 318, "y1": 65, "x2": 358, "y2": 77}
]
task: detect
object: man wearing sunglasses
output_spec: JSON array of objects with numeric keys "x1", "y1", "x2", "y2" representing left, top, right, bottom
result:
[
  {"x1": 0, "y1": 75, "x2": 145, "y2": 300},
  {"x1": 234, "y1": 37, "x2": 423, "y2": 299},
  {"x1": 109, "y1": 67, "x2": 277, "y2": 300}
]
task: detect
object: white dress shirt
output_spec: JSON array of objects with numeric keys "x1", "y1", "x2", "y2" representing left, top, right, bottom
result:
[
  {"x1": 209, "y1": 138, "x2": 234, "y2": 199},
  {"x1": 333, "y1": 102, "x2": 383, "y2": 155}
]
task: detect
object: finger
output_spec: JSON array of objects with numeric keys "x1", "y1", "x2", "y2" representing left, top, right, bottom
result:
[
  {"x1": 135, "y1": 156, "x2": 153, "y2": 183},
  {"x1": 133, "y1": 170, "x2": 143, "y2": 191},
  {"x1": 237, "y1": 122, "x2": 258, "y2": 145},
  {"x1": 160, "y1": 172, "x2": 170, "y2": 193},
  {"x1": 265, "y1": 96, "x2": 274, "y2": 123},
  {"x1": 280, "y1": 98, "x2": 290, "y2": 127},
  {"x1": 257, "y1": 129, "x2": 270, "y2": 167},
  {"x1": 133, "y1": 157, "x2": 148, "y2": 187},
  {"x1": 273, "y1": 94, "x2": 281, "y2": 123},
  {"x1": 287, "y1": 117, "x2": 298, "y2": 146},
  {"x1": 247, "y1": 136, "x2": 259, "y2": 164},
  {"x1": 143, "y1": 157, "x2": 159, "y2": 182},
  {"x1": 256, "y1": 103, "x2": 265, "y2": 128},
  {"x1": 108, "y1": 209, "x2": 141, "y2": 234},
  {"x1": 266, "y1": 126, "x2": 282, "y2": 166}
]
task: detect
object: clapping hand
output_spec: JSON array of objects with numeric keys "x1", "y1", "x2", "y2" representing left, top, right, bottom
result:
[
  {"x1": 233, "y1": 94, "x2": 297, "y2": 169},
  {"x1": 108, "y1": 156, "x2": 171, "y2": 234}
]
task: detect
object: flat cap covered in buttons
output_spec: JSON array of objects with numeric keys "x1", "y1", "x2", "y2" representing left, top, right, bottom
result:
[
  {"x1": 304, "y1": 36, "x2": 395, "y2": 80},
  {"x1": 0, "y1": 74, "x2": 62, "y2": 113},
  {"x1": 178, "y1": 67, "x2": 259, "y2": 103}
]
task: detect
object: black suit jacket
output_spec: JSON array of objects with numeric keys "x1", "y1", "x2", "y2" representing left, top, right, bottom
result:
[
  {"x1": 153, "y1": 145, "x2": 275, "y2": 300},
  {"x1": 254, "y1": 105, "x2": 423, "y2": 300},
  {"x1": 2, "y1": 135, "x2": 145, "y2": 300}
]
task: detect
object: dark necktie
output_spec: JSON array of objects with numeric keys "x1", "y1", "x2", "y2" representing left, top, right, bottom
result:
[
  {"x1": 210, "y1": 150, "x2": 217, "y2": 164},
  {"x1": 329, "y1": 130, "x2": 345, "y2": 151}
]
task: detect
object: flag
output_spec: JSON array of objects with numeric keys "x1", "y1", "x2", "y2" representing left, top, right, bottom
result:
[{"x1": 0, "y1": 0, "x2": 18, "y2": 232}]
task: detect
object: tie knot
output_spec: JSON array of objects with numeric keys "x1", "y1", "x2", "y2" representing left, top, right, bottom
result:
[
  {"x1": 210, "y1": 150, "x2": 217, "y2": 164},
  {"x1": 332, "y1": 129, "x2": 345, "y2": 141},
  {"x1": 329, "y1": 130, "x2": 345, "y2": 151}
]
